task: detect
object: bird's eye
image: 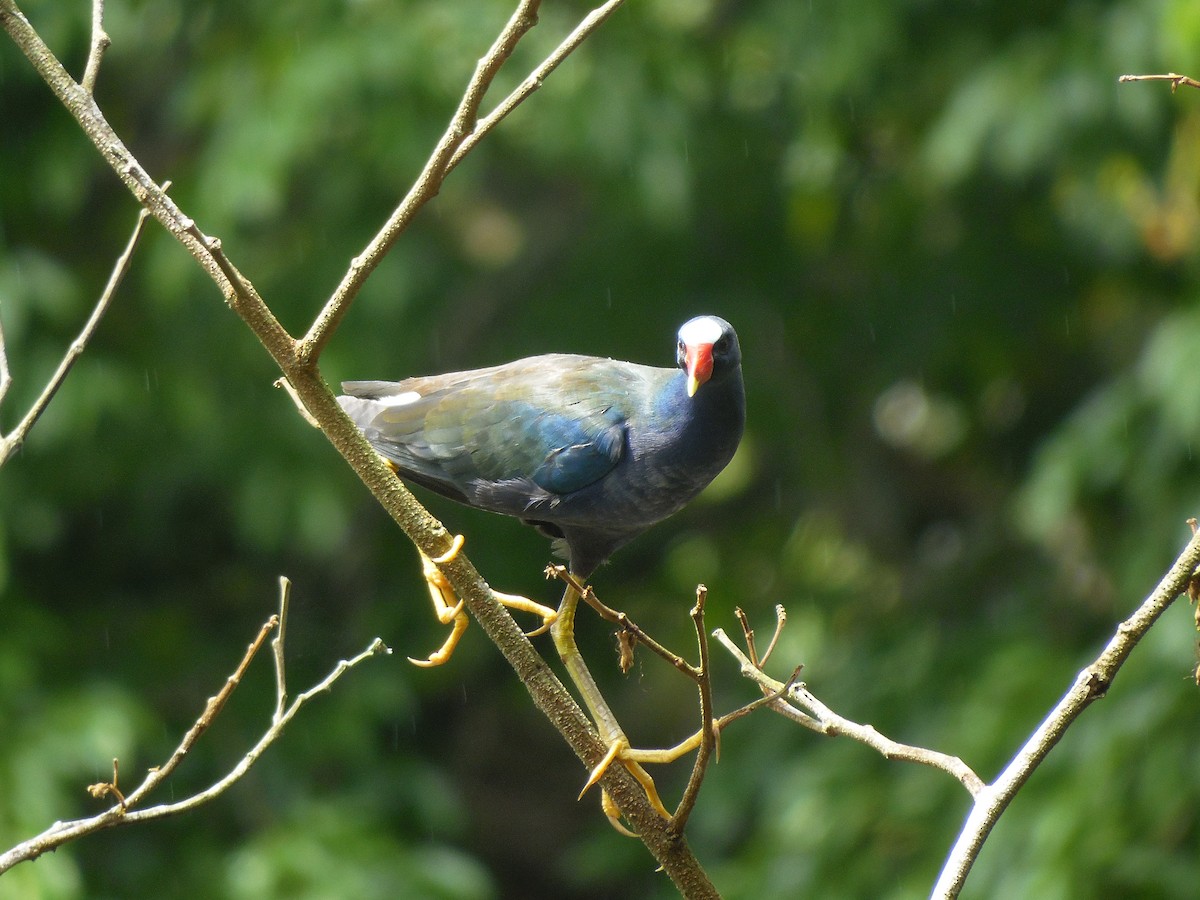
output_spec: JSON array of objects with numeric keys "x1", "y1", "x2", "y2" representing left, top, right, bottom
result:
[{"x1": 714, "y1": 335, "x2": 729, "y2": 354}]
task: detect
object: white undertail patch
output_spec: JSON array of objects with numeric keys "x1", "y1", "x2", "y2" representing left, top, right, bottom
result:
[{"x1": 378, "y1": 391, "x2": 421, "y2": 407}]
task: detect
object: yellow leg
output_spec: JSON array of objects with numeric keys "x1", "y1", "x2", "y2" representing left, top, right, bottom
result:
[
  {"x1": 551, "y1": 582, "x2": 675, "y2": 831},
  {"x1": 407, "y1": 534, "x2": 557, "y2": 667}
]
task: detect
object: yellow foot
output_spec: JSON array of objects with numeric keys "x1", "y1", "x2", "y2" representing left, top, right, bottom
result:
[
  {"x1": 579, "y1": 737, "x2": 673, "y2": 823},
  {"x1": 579, "y1": 729, "x2": 718, "y2": 834},
  {"x1": 408, "y1": 540, "x2": 468, "y2": 667},
  {"x1": 407, "y1": 534, "x2": 557, "y2": 667}
]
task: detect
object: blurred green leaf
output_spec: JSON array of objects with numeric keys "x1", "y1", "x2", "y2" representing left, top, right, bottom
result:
[{"x1": 6, "y1": 0, "x2": 1200, "y2": 896}]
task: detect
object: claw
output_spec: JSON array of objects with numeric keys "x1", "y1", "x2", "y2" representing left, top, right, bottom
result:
[
  {"x1": 407, "y1": 610, "x2": 469, "y2": 667},
  {"x1": 408, "y1": 535, "x2": 554, "y2": 667},
  {"x1": 580, "y1": 738, "x2": 626, "y2": 800},
  {"x1": 601, "y1": 789, "x2": 639, "y2": 837},
  {"x1": 578, "y1": 736, "x2": 673, "y2": 822},
  {"x1": 550, "y1": 579, "x2": 720, "y2": 833},
  {"x1": 430, "y1": 533, "x2": 465, "y2": 565}
]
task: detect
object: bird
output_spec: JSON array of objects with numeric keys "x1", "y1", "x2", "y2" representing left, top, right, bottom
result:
[{"x1": 337, "y1": 314, "x2": 745, "y2": 827}]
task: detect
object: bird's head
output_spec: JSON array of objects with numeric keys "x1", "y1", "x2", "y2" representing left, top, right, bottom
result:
[{"x1": 677, "y1": 315, "x2": 741, "y2": 397}]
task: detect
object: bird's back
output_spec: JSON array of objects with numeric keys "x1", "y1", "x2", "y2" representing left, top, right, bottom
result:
[{"x1": 339, "y1": 354, "x2": 675, "y2": 518}]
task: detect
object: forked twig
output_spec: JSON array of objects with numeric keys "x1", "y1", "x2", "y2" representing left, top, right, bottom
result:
[
  {"x1": 714, "y1": 621, "x2": 985, "y2": 796},
  {"x1": 932, "y1": 524, "x2": 1200, "y2": 898},
  {"x1": 735, "y1": 604, "x2": 786, "y2": 668},
  {"x1": 1118, "y1": 72, "x2": 1200, "y2": 93},
  {"x1": 713, "y1": 524, "x2": 1200, "y2": 899},
  {"x1": 297, "y1": 0, "x2": 542, "y2": 363},
  {"x1": 297, "y1": 0, "x2": 627, "y2": 364},
  {"x1": 120, "y1": 612, "x2": 280, "y2": 811},
  {"x1": 0, "y1": 579, "x2": 390, "y2": 874},
  {"x1": 446, "y1": 0, "x2": 627, "y2": 171}
]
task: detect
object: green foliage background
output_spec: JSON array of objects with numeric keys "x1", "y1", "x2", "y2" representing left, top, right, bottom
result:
[{"x1": 4, "y1": 0, "x2": 1200, "y2": 896}]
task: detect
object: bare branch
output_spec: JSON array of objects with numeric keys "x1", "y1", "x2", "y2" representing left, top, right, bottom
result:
[
  {"x1": 547, "y1": 564, "x2": 702, "y2": 680},
  {"x1": 296, "y1": 0, "x2": 627, "y2": 365},
  {"x1": 80, "y1": 0, "x2": 109, "y2": 94},
  {"x1": 0, "y1": 202, "x2": 151, "y2": 467},
  {"x1": 670, "y1": 586, "x2": 718, "y2": 834},
  {"x1": 0, "y1": 579, "x2": 390, "y2": 874},
  {"x1": 713, "y1": 626, "x2": 985, "y2": 796},
  {"x1": 1118, "y1": 72, "x2": 1200, "y2": 93},
  {"x1": 932, "y1": 524, "x2": 1200, "y2": 898},
  {"x1": 122, "y1": 612, "x2": 280, "y2": 812},
  {"x1": 295, "y1": 0, "x2": 543, "y2": 364},
  {"x1": 445, "y1": 0, "x2": 627, "y2": 171}
]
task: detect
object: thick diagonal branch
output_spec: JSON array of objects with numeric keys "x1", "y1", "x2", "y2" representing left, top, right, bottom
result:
[{"x1": 1, "y1": 2, "x2": 715, "y2": 893}]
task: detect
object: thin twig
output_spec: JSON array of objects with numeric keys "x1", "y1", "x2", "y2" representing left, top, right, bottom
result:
[
  {"x1": 0, "y1": 201, "x2": 152, "y2": 467},
  {"x1": 274, "y1": 377, "x2": 320, "y2": 427},
  {"x1": 735, "y1": 604, "x2": 787, "y2": 669},
  {"x1": 296, "y1": 0, "x2": 628, "y2": 366},
  {"x1": 85, "y1": 759, "x2": 125, "y2": 810},
  {"x1": 296, "y1": 0, "x2": 544, "y2": 365},
  {"x1": 272, "y1": 576, "x2": 291, "y2": 723},
  {"x1": 80, "y1": 0, "x2": 109, "y2": 94},
  {"x1": 713, "y1": 626, "x2": 985, "y2": 796},
  {"x1": 734, "y1": 606, "x2": 759, "y2": 666},
  {"x1": 0, "y1": 314, "x2": 11, "y2": 408},
  {"x1": 546, "y1": 565, "x2": 702, "y2": 680},
  {"x1": 1118, "y1": 72, "x2": 1200, "y2": 93},
  {"x1": 445, "y1": 0, "x2": 627, "y2": 171},
  {"x1": 120, "y1": 614, "x2": 279, "y2": 811},
  {"x1": 759, "y1": 604, "x2": 786, "y2": 666},
  {"x1": 0, "y1": 581, "x2": 390, "y2": 874},
  {"x1": 670, "y1": 586, "x2": 717, "y2": 833}
]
